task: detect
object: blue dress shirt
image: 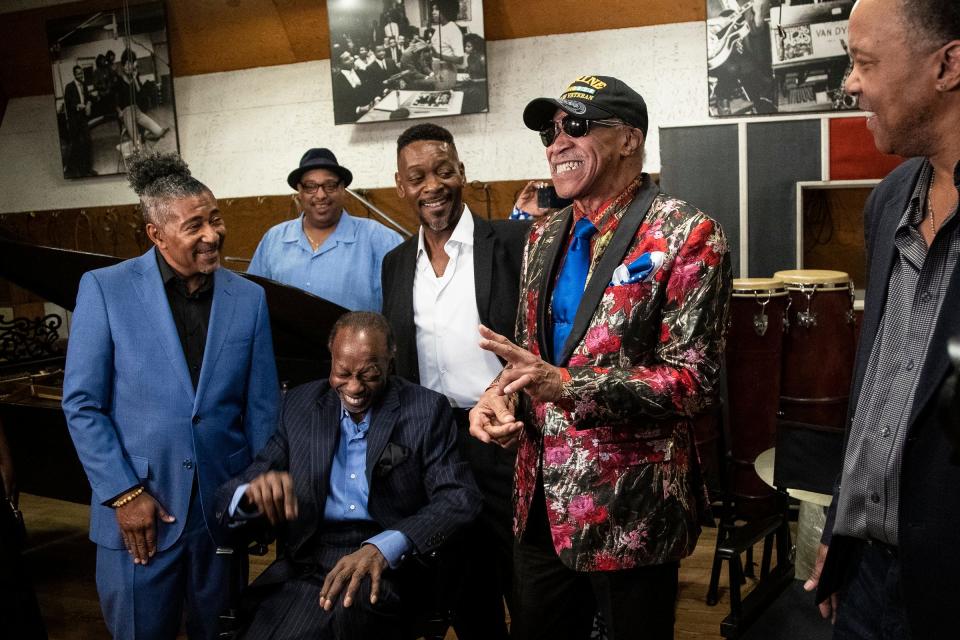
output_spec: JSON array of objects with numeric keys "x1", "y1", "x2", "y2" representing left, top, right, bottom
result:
[
  {"x1": 229, "y1": 406, "x2": 411, "y2": 567},
  {"x1": 247, "y1": 212, "x2": 402, "y2": 312}
]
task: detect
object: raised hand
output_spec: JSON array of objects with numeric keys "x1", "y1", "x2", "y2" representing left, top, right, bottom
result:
[{"x1": 243, "y1": 470, "x2": 299, "y2": 526}]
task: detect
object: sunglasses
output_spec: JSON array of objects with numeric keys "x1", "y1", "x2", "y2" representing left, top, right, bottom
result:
[{"x1": 539, "y1": 116, "x2": 624, "y2": 147}]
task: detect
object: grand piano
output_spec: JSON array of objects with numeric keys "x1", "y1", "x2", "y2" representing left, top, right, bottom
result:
[{"x1": 0, "y1": 237, "x2": 347, "y2": 504}]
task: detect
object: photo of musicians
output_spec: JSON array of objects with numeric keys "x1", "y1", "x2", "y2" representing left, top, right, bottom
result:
[
  {"x1": 707, "y1": 0, "x2": 856, "y2": 116},
  {"x1": 46, "y1": 2, "x2": 178, "y2": 179},
  {"x1": 326, "y1": 0, "x2": 488, "y2": 124}
]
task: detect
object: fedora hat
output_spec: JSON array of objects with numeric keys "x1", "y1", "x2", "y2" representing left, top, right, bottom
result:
[{"x1": 286, "y1": 148, "x2": 353, "y2": 190}]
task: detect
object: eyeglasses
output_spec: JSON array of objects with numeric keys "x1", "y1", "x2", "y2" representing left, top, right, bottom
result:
[
  {"x1": 300, "y1": 180, "x2": 342, "y2": 195},
  {"x1": 539, "y1": 117, "x2": 624, "y2": 147}
]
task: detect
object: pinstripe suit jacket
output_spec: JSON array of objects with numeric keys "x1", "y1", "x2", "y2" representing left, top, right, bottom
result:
[{"x1": 216, "y1": 376, "x2": 481, "y2": 568}]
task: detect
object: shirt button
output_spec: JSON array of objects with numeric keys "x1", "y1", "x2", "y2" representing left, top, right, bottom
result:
[
  {"x1": 349, "y1": 504, "x2": 356, "y2": 511},
  {"x1": 192, "y1": 415, "x2": 201, "y2": 425},
  {"x1": 921, "y1": 291, "x2": 932, "y2": 303},
  {"x1": 183, "y1": 459, "x2": 194, "y2": 470},
  {"x1": 880, "y1": 426, "x2": 891, "y2": 437},
  {"x1": 906, "y1": 359, "x2": 915, "y2": 371},
  {"x1": 870, "y1": 492, "x2": 880, "y2": 504},
  {"x1": 350, "y1": 473, "x2": 356, "y2": 479}
]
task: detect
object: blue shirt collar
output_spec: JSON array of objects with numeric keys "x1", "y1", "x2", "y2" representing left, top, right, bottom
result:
[
  {"x1": 282, "y1": 211, "x2": 360, "y2": 250},
  {"x1": 339, "y1": 404, "x2": 372, "y2": 436}
]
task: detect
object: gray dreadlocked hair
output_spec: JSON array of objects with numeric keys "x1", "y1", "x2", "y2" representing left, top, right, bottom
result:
[{"x1": 126, "y1": 152, "x2": 210, "y2": 227}]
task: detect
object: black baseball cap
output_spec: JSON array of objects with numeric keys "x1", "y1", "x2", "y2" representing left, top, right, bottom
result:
[{"x1": 523, "y1": 75, "x2": 649, "y2": 136}]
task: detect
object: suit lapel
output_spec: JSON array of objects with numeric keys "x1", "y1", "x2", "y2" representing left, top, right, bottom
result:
[
  {"x1": 193, "y1": 268, "x2": 237, "y2": 412},
  {"x1": 395, "y1": 239, "x2": 420, "y2": 382},
  {"x1": 364, "y1": 381, "x2": 400, "y2": 487},
  {"x1": 558, "y1": 175, "x2": 660, "y2": 364},
  {"x1": 852, "y1": 169, "x2": 918, "y2": 408},
  {"x1": 312, "y1": 387, "x2": 342, "y2": 510},
  {"x1": 131, "y1": 249, "x2": 194, "y2": 401},
  {"x1": 910, "y1": 239, "x2": 960, "y2": 424},
  {"x1": 473, "y1": 214, "x2": 494, "y2": 326},
  {"x1": 536, "y1": 208, "x2": 574, "y2": 363}
]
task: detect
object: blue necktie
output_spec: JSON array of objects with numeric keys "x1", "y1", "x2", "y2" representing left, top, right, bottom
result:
[{"x1": 551, "y1": 217, "x2": 597, "y2": 365}]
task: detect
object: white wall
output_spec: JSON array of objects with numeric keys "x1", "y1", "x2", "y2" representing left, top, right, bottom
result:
[{"x1": 0, "y1": 21, "x2": 708, "y2": 214}]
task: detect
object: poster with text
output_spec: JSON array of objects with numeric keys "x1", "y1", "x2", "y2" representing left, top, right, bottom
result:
[{"x1": 707, "y1": 0, "x2": 857, "y2": 117}]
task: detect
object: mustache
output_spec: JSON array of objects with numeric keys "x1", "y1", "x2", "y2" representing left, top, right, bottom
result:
[{"x1": 195, "y1": 236, "x2": 223, "y2": 253}]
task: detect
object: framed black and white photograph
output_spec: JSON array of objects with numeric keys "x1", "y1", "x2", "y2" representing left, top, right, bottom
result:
[
  {"x1": 47, "y1": 1, "x2": 179, "y2": 179},
  {"x1": 707, "y1": 0, "x2": 856, "y2": 117},
  {"x1": 326, "y1": 0, "x2": 488, "y2": 125}
]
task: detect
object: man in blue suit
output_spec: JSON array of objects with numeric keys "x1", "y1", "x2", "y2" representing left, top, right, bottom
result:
[{"x1": 62, "y1": 152, "x2": 280, "y2": 639}]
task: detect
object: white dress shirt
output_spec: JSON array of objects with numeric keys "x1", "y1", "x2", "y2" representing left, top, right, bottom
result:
[
  {"x1": 413, "y1": 206, "x2": 502, "y2": 408},
  {"x1": 431, "y1": 20, "x2": 464, "y2": 59},
  {"x1": 341, "y1": 68, "x2": 362, "y2": 88}
]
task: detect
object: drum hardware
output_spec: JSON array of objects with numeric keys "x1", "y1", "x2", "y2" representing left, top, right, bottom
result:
[
  {"x1": 796, "y1": 283, "x2": 818, "y2": 329},
  {"x1": 753, "y1": 292, "x2": 772, "y2": 336},
  {"x1": 846, "y1": 282, "x2": 857, "y2": 325},
  {"x1": 782, "y1": 297, "x2": 792, "y2": 333}
]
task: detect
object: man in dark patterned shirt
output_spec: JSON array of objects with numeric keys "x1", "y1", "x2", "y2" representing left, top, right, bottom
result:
[
  {"x1": 805, "y1": 1, "x2": 960, "y2": 638},
  {"x1": 469, "y1": 76, "x2": 731, "y2": 639}
]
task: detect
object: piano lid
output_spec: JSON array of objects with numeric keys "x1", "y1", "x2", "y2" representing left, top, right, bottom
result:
[
  {"x1": 0, "y1": 238, "x2": 347, "y2": 383},
  {"x1": 0, "y1": 237, "x2": 120, "y2": 311}
]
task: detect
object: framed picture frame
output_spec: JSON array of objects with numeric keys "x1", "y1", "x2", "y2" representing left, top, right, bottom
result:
[
  {"x1": 326, "y1": 0, "x2": 488, "y2": 125},
  {"x1": 47, "y1": 1, "x2": 179, "y2": 179},
  {"x1": 707, "y1": 0, "x2": 857, "y2": 117}
]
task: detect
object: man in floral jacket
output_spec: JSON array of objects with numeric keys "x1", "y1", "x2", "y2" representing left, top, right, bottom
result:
[{"x1": 470, "y1": 76, "x2": 731, "y2": 640}]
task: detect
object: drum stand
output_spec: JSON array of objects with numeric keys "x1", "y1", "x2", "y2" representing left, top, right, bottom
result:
[{"x1": 706, "y1": 370, "x2": 795, "y2": 638}]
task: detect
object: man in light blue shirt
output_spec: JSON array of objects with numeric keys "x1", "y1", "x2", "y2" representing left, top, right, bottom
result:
[
  {"x1": 247, "y1": 148, "x2": 402, "y2": 311},
  {"x1": 216, "y1": 312, "x2": 480, "y2": 639}
]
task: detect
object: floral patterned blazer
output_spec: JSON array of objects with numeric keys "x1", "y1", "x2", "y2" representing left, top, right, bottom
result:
[{"x1": 513, "y1": 173, "x2": 731, "y2": 571}]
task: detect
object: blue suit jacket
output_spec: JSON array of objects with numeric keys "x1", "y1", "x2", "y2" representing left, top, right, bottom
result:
[{"x1": 62, "y1": 248, "x2": 280, "y2": 551}]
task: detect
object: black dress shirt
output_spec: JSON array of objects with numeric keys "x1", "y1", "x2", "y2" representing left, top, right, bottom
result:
[{"x1": 156, "y1": 251, "x2": 213, "y2": 389}]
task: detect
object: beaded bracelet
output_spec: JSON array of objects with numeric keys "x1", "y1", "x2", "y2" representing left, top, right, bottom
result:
[{"x1": 112, "y1": 486, "x2": 144, "y2": 508}]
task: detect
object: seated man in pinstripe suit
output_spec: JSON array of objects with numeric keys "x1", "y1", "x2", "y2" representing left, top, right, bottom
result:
[{"x1": 217, "y1": 311, "x2": 481, "y2": 640}]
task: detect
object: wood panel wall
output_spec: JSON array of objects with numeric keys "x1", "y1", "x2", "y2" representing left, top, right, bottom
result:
[
  {"x1": 802, "y1": 187, "x2": 870, "y2": 290},
  {"x1": 0, "y1": 176, "x2": 536, "y2": 314},
  {"x1": 1, "y1": 0, "x2": 705, "y2": 99}
]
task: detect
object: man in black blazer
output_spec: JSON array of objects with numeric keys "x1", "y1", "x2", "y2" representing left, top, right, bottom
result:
[
  {"x1": 382, "y1": 123, "x2": 528, "y2": 640},
  {"x1": 362, "y1": 45, "x2": 399, "y2": 92},
  {"x1": 63, "y1": 65, "x2": 94, "y2": 177},
  {"x1": 331, "y1": 51, "x2": 376, "y2": 124},
  {"x1": 217, "y1": 312, "x2": 480, "y2": 640},
  {"x1": 805, "y1": 1, "x2": 960, "y2": 638}
]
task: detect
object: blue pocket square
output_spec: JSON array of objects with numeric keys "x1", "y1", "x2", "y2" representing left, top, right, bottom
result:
[{"x1": 611, "y1": 251, "x2": 665, "y2": 286}]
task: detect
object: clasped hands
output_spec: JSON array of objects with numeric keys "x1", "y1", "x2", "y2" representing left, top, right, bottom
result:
[
  {"x1": 243, "y1": 471, "x2": 388, "y2": 612},
  {"x1": 469, "y1": 324, "x2": 564, "y2": 449}
]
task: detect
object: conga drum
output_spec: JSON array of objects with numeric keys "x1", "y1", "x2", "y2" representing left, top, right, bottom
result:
[
  {"x1": 725, "y1": 278, "x2": 789, "y2": 519},
  {"x1": 774, "y1": 269, "x2": 856, "y2": 430}
]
